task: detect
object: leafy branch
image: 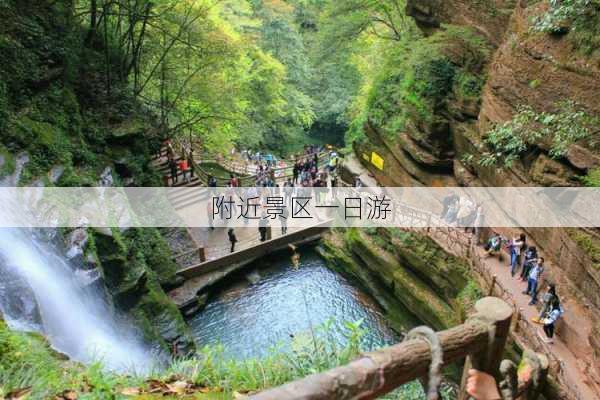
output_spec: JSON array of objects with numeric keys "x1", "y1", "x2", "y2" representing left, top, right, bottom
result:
[{"x1": 478, "y1": 101, "x2": 599, "y2": 167}]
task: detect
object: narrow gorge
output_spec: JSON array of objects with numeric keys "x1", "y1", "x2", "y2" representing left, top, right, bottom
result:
[{"x1": 1, "y1": 0, "x2": 598, "y2": 399}]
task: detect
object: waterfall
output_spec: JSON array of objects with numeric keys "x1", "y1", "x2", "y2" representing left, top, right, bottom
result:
[{"x1": 0, "y1": 228, "x2": 157, "y2": 374}]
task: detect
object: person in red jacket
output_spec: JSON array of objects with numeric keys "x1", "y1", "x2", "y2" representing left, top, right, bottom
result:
[{"x1": 178, "y1": 158, "x2": 189, "y2": 182}]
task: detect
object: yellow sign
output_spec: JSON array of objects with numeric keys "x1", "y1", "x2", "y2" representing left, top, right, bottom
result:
[
  {"x1": 371, "y1": 152, "x2": 384, "y2": 170},
  {"x1": 362, "y1": 153, "x2": 370, "y2": 162}
]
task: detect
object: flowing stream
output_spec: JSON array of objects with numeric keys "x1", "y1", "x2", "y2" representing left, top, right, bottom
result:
[
  {"x1": 188, "y1": 248, "x2": 401, "y2": 359},
  {"x1": 0, "y1": 226, "x2": 155, "y2": 372}
]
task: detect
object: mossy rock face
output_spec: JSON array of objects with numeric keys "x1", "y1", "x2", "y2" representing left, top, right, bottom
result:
[
  {"x1": 91, "y1": 228, "x2": 193, "y2": 353},
  {"x1": 321, "y1": 229, "x2": 482, "y2": 331},
  {"x1": 343, "y1": 229, "x2": 460, "y2": 330},
  {"x1": 367, "y1": 25, "x2": 491, "y2": 149},
  {"x1": 110, "y1": 118, "x2": 147, "y2": 141},
  {"x1": 377, "y1": 228, "x2": 471, "y2": 299}
]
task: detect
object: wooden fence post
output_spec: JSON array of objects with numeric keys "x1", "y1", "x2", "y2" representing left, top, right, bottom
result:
[
  {"x1": 458, "y1": 297, "x2": 513, "y2": 400},
  {"x1": 198, "y1": 247, "x2": 206, "y2": 263}
]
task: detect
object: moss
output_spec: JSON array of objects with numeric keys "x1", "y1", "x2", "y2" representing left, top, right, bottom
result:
[
  {"x1": 367, "y1": 25, "x2": 491, "y2": 140},
  {"x1": 570, "y1": 229, "x2": 600, "y2": 270},
  {"x1": 383, "y1": 228, "x2": 472, "y2": 299},
  {"x1": 91, "y1": 228, "x2": 193, "y2": 351},
  {"x1": 345, "y1": 228, "x2": 460, "y2": 330},
  {"x1": 128, "y1": 229, "x2": 179, "y2": 287},
  {"x1": 0, "y1": 144, "x2": 15, "y2": 178},
  {"x1": 456, "y1": 280, "x2": 484, "y2": 320}
]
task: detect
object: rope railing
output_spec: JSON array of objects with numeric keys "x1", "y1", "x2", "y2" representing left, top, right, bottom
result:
[
  {"x1": 399, "y1": 223, "x2": 588, "y2": 400},
  {"x1": 247, "y1": 297, "x2": 548, "y2": 400}
]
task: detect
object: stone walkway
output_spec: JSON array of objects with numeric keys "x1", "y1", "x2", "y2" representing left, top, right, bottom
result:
[
  {"x1": 476, "y1": 244, "x2": 597, "y2": 400},
  {"x1": 426, "y1": 227, "x2": 598, "y2": 400}
]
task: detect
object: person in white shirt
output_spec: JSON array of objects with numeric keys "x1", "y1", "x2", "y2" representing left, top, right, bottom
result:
[
  {"x1": 542, "y1": 298, "x2": 563, "y2": 344},
  {"x1": 509, "y1": 233, "x2": 526, "y2": 277},
  {"x1": 523, "y1": 257, "x2": 544, "y2": 305}
]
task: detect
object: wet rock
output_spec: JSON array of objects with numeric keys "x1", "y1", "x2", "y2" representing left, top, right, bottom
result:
[
  {"x1": 99, "y1": 167, "x2": 113, "y2": 187},
  {"x1": 181, "y1": 293, "x2": 209, "y2": 317},
  {"x1": 92, "y1": 228, "x2": 194, "y2": 352},
  {"x1": 65, "y1": 228, "x2": 89, "y2": 264},
  {"x1": 48, "y1": 165, "x2": 64, "y2": 183}
]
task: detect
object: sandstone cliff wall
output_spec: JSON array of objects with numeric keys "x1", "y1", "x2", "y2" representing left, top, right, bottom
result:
[{"x1": 354, "y1": 0, "x2": 600, "y2": 396}]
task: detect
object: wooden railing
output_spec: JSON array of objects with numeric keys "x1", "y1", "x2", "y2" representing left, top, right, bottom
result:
[
  {"x1": 157, "y1": 150, "x2": 331, "y2": 187},
  {"x1": 247, "y1": 297, "x2": 548, "y2": 400},
  {"x1": 176, "y1": 223, "x2": 329, "y2": 279}
]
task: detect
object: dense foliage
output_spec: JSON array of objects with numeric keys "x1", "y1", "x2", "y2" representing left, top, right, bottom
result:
[
  {"x1": 363, "y1": 26, "x2": 489, "y2": 141},
  {"x1": 479, "y1": 101, "x2": 599, "y2": 167},
  {"x1": 533, "y1": 0, "x2": 600, "y2": 57}
]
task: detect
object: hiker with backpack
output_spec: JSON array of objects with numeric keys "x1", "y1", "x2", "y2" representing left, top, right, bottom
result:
[
  {"x1": 484, "y1": 233, "x2": 503, "y2": 258},
  {"x1": 535, "y1": 284, "x2": 558, "y2": 323},
  {"x1": 520, "y1": 246, "x2": 538, "y2": 281}
]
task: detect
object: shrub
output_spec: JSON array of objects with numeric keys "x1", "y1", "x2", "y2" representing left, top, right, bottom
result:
[
  {"x1": 533, "y1": 0, "x2": 600, "y2": 57},
  {"x1": 479, "y1": 100, "x2": 598, "y2": 167},
  {"x1": 581, "y1": 167, "x2": 600, "y2": 187},
  {"x1": 365, "y1": 26, "x2": 490, "y2": 140},
  {"x1": 0, "y1": 80, "x2": 7, "y2": 131},
  {"x1": 0, "y1": 144, "x2": 15, "y2": 178}
]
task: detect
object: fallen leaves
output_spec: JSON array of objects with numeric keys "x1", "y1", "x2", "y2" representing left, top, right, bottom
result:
[
  {"x1": 120, "y1": 387, "x2": 141, "y2": 396},
  {"x1": 118, "y1": 378, "x2": 219, "y2": 397},
  {"x1": 3, "y1": 387, "x2": 31, "y2": 400},
  {"x1": 55, "y1": 390, "x2": 77, "y2": 400},
  {"x1": 3, "y1": 378, "x2": 224, "y2": 399}
]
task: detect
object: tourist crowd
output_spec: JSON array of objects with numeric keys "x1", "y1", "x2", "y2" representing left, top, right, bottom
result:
[
  {"x1": 483, "y1": 230, "x2": 563, "y2": 345},
  {"x1": 207, "y1": 145, "x2": 341, "y2": 253},
  {"x1": 441, "y1": 193, "x2": 564, "y2": 345}
]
